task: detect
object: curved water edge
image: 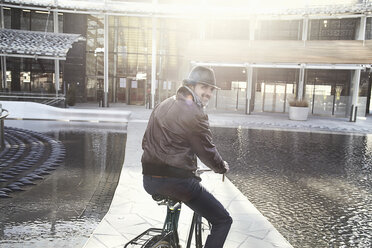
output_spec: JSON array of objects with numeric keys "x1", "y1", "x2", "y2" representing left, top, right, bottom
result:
[
  {"x1": 212, "y1": 127, "x2": 372, "y2": 248},
  {"x1": 0, "y1": 122, "x2": 127, "y2": 248}
]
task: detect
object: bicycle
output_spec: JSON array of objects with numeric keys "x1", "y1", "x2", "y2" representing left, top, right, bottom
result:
[{"x1": 124, "y1": 169, "x2": 213, "y2": 248}]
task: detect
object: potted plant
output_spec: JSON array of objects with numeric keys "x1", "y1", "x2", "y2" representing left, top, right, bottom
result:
[{"x1": 288, "y1": 99, "x2": 309, "y2": 121}]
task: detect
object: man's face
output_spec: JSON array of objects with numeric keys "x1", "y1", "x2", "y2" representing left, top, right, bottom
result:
[{"x1": 193, "y1": 83, "x2": 215, "y2": 106}]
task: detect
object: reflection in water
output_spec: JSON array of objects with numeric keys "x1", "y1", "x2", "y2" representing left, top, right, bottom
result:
[
  {"x1": 212, "y1": 127, "x2": 372, "y2": 248},
  {"x1": 0, "y1": 130, "x2": 126, "y2": 247}
]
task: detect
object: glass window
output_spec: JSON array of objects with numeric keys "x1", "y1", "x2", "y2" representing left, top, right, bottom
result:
[
  {"x1": 309, "y1": 18, "x2": 357, "y2": 40},
  {"x1": 20, "y1": 10, "x2": 31, "y2": 30},
  {"x1": 3, "y1": 8, "x2": 11, "y2": 29},
  {"x1": 31, "y1": 72, "x2": 55, "y2": 93},
  {"x1": 205, "y1": 19, "x2": 250, "y2": 40},
  {"x1": 20, "y1": 71, "x2": 31, "y2": 91},
  {"x1": 58, "y1": 14, "x2": 63, "y2": 31},
  {"x1": 257, "y1": 20, "x2": 302, "y2": 40},
  {"x1": 365, "y1": 17, "x2": 372, "y2": 40},
  {"x1": 31, "y1": 11, "x2": 53, "y2": 32},
  {"x1": 86, "y1": 77, "x2": 99, "y2": 101}
]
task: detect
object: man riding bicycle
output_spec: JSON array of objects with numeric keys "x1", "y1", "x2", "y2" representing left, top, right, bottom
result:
[{"x1": 142, "y1": 66, "x2": 232, "y2": 248}]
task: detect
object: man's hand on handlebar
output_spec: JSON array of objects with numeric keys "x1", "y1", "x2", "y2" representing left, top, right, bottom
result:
[
  {"x1": 223, "y1": 161, "x2": 229, "y2": 173},
  {"x1": 222, "y1": 161, "x2": 229, "y2": 182}
]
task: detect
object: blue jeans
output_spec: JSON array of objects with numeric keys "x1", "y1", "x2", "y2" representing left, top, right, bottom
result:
[{"x1": 143, "y1": 175, "x2": 232, "y2": 248}]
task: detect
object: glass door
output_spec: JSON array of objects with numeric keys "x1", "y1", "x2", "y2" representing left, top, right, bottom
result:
[
  {"x1": 334, "y1": 84, "x2": 347, "y2": 117},
  {"x1": 306, "y1": 83, "x2": 333, "y2": 116},
  {"x1": 274, "y1": 84, "x2": 286, "y2": 112},
  {"x1": 129, "y1": 79, "x2": 145, "y2": 105},
  {"x1": 263, "y1": 83, "x2": 275, "y2": 112},
  {"x1": 263, "y1": 83, "x2": 286, "y2": 112},
  {"x1": 306, "y1": 82, "x2": 347, "y2": 117}
]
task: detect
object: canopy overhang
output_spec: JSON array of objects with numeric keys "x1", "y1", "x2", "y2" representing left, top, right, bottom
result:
[
  {"x1": 184, "y1": 39, "x2": 372, "y2": 66},
  {"x1": 191, "y1": 61, "x2": 369, "y2": 71},
  {"x1": 0, "y1": 28, "x2": 84, "y2": 60}
]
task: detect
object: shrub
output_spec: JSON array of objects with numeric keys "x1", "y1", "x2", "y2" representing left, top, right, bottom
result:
[{"x1": 289, "y1": 99, "x2": 309, "y2": 107}]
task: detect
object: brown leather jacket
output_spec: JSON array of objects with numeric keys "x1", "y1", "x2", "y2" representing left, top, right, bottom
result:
[{"x1": 141, "y1": 86, "x2": 226, "y2": 178}]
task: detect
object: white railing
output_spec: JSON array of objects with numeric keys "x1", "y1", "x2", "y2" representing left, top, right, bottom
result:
[{"x1": 0, "y1": 101, "x2": 131, "y2": 123}]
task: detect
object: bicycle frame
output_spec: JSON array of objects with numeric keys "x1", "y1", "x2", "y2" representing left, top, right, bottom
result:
[
  {"x1": 124, "y1": 201, "x2": 208, "y2": 248},
  {"x1": 162, "y1": 201, "x2": 181, "y2": 247},
  {"x1": 162, "y1": 203, "x2": 206, "y2": 248},
  {"x1": 125, "y1": 169, "x2": 213, "y2": 248}
]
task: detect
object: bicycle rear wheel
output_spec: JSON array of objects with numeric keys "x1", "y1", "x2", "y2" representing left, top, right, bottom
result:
[
  {"x1": 143, "y1": 235, "x2": 172, "y2": 248},
  {"x1": 151, "y1": 240, "x2": 171, "y2": 248}
]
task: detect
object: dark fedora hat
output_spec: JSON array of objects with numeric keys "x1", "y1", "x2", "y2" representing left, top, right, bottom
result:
[{"x1": 183, "y1": 66, "x2": 220, "y2": 89}]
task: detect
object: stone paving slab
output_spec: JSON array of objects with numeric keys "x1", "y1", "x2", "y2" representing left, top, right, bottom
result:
[{"x1": 83, "y1": 121, "x2": 293, "y2": 248}]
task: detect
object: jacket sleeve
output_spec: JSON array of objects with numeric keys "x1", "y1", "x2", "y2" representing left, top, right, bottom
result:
[{"x1": 187, "y1": 113, "x2": 226, "y2": 174}]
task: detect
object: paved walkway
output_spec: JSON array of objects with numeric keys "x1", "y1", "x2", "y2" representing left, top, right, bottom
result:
[
  {"x1": 80, "y1": 103, "x2": 372, "y2": 248},
  {"x1": 74, "y1": 103, "x2": 372, "y2": 135}
]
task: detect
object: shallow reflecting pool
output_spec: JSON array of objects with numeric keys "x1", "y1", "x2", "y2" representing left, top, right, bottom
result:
[
  {"x1": 0, "y1": 121, "x2": 127, "y2": 247},
  {"x1": 212, "y1": 127, "x2": 372, "y2": 248}
]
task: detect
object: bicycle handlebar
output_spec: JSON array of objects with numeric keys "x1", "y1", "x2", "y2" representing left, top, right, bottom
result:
[
  {"x1": 194, "y1": 168, "x2": 212, "y2": 177},
  {"x1": 195, "y1": 168, "x2": 226, "y2": 182}
]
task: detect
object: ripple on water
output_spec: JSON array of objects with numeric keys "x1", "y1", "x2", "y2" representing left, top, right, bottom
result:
[{"x1": 0, "y1": 218, "x2": 98, "y2": 248}]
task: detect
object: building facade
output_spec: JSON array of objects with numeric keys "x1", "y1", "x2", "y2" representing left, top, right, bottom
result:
[{"x1": 0, "y1": 0, "x2": 372, "y2": 118}]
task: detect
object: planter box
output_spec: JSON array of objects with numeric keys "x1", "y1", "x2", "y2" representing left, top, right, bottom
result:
[{"x1": 289, "y1": 106, "x2": 309, "y2": 121}]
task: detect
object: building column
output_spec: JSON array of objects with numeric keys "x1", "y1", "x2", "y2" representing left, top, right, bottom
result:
[
  {"x1": 357, "y1": 15, "x2": 367, "y2": 41},
  {"x1": 104, "y1": 14, "x2": 109, "y2": 107},
  {"x1": 200, "y1": 0, "x2": 207, "y2": 39},
  {"x1": 151, "y1": 0, "x2": 158, "y2": 109},
  {"x1": 298, "y1": 17, "x2": 308, "y2": 102},
  {"x1": 245, "y1": 19, "x2": 257, "y2": 114},
  {"x1": 298, "y1": 64, "x2": 305, "y2": 100},
  {"x1": 249, "y1": 18, "x2": 256, "y2": 41},
  {"x1": 0, "y1": 5, "x2": 6, "y2": 90},
  {"x1": 245, "y1": 64, "x2": 253, "y2": 115},
  {"x1": 10, "y1": 8, "x2": 21, "y2": 91},
  {"x1": 348, "y1": 15, "x2": 367, "y2": 121},
  {"x1": 1, "y1": 56, "x2": 6, "y2": 90},
  {"x1": 53, "y1": 9, "x2": 59, "y2": 97},
  {"x1": 350, "y1": 69, "x2": 361, "y2": 122},
  {"x1": 0, "y1": 5, "x2": 4, "y2": 29},
  {"x1": 113, "y1": 16, "x2": 118, "y2": 103},
  {"x1": 302, "y1": 16, "x2": 308, "y2": 42}
]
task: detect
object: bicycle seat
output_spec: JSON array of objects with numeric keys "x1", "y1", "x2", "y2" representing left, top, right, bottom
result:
[
  {"x1": 152, "y1": 194, "x2": 176, "y2": 202},
  {"x1": 152, "y1": 194, "x2": 180, "y2": 208}
]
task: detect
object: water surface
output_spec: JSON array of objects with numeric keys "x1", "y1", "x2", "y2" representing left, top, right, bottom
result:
[
  {"x1": 212, "y1": 127, "x2": 372, "y2": 248},
  {"x1": 0, "y1": 124, "x2": 126, "y2": 247}
]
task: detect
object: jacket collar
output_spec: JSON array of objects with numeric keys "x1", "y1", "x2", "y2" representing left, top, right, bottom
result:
[{"x1": 176, "y1": 85, "x2": 203, "y2": 108}]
